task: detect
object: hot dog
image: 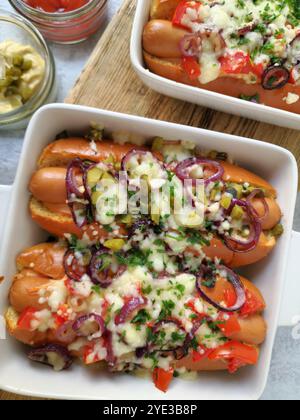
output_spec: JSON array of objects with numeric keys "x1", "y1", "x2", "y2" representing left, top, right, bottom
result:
[
  {"x1": 28, "y1": 137, "x2": 282, "y2": 268},
  {"x1": 143, "y1": 1, "x2": 300, "y2": 114},
  {"x1": 6, "y1": 241, "x2": 266, "y2": 381}
]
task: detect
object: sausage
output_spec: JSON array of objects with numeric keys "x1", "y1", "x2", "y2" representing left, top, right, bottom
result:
[
  {"x1": 175, "y1": 346, "x2": 259, "y2": 371},
  {"x1": 143, "y1": 20, "x2": 186, "y2": 58},
  {"x1": 29, "y1": 162, "x2": 280, "y2": 230},
  {"x1": 150, "y1": 0, "x2": 181, "y2": 20},
  {"x1": 203, "y1": 232, "x2": 276, "y2": 268},
  {"x1": 8, "y1": 256, "x2": 267, "y2": 347},
  {"x1": 9, "y1": 269, "x2": 60, "y2": 313},
  {"x1": 143, "y1": 41, "x2": 300, "y2": 114},
  {"x1": 16, "y1": 242, "x2": 66, "y2": 279}
]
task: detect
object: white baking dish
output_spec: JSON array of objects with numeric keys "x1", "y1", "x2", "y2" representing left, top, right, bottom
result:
[
  {"x1": 0, "y1": 104, "x2": 300, "y2": 400},
  {"x1": 131, "y1": 0, "x2": 300, "y2": 130}
]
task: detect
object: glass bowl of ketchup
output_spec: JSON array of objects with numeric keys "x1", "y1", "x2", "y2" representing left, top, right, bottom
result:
[{"x1": 8, "y1": 0, "x2": 108, "y2": 44}]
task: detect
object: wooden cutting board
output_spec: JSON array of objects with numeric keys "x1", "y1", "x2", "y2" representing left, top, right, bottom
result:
[
  {"x1": 66, "y1": 0, "x2": 300, "y2": 168},
  {"x1": 1, "y1": 0, "x2": 299, "y2": 401}
]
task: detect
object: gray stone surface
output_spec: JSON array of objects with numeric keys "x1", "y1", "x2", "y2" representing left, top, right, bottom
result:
[{"x1": 0, "y1": 0, "x2": 299, "y2": 401}]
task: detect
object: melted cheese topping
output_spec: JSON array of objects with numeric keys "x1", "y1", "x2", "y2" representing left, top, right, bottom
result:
[{"x1": 180, "y1": 0, "x2": 300, "y2": 85}]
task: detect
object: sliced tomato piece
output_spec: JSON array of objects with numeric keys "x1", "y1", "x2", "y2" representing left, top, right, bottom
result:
[
  {"x1": 192, "y1": 345, "x2": 213, "y2": 362},
  {"x1": 208, "y1": 341, "x2": 258, "y2": 366},
  {"x1": 153, "y1": 367, "x2": 174, "y2": 393},
  {"x1": 172, "y1": 1, "x2": 202, "y2": 29},
  {"x1": 223, "y1": 287, "x2": 237, "y2": 308},
  {"x1": 54, "y1": 304, "x2": 70, "y2": 327},
  {"x1": 252, "y1": 62, "x2": 265, "y2": 78},
  {"x1": 217, "y1": 313, "x2": 241, "y2": 337},
  {"x1": 220, "y1": 51, "x2": 253, "y2": 75},
  {"x1": 227, "y1": 358, "x2": 247, "y2": 374},
  {"x1": 240, "y1": 290, "x2": 265, "y2": 316},
  {"x1": 182, "y1": 56, "x2": 201, "y2": 79},
  {"x1": 17, "y1": 307, "x2": 37, "y2": 330}
]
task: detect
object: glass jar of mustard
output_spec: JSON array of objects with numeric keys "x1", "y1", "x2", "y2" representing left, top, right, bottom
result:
[{"x1": 0, "y1": 9, "x2": 56, "y2": 130}]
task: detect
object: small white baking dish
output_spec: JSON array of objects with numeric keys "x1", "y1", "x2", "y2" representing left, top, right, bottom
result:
[
  {"x1": 0, "y1": 104, "x2": 299, "y2": 400},
  {"x1": 131, "y1": 0, "x2": 300, "y2": 130}
]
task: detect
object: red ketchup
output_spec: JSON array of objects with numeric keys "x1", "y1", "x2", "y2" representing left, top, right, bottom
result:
[
  {"x1": 15, "y1": 0, "x2": 107, "y2": 43},
  {"x1": 23, "y1": 0, "x2": 91, "y2": 13}
]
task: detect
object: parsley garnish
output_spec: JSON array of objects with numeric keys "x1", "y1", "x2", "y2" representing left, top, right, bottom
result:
[{"x1": 131, "y1": 309, "x2": 151, "y2": 324}]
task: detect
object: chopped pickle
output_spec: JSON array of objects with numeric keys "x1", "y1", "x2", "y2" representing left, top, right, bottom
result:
[
  {"x1": 152, "y1": 137, "x2": 164, "y2": 151},
  {"x1": 102, "y1": 172, "x2": 115, "y2": 181},
  {"x1": 220, "y1": 195, "x2": 232, "y2": 210},
  {"x1": 231, "y1": 205, "x2": 244, "y2": 220},
  {"x1": 271, "y1": 224, "x2": 284, "y2": 238},
  {"x1": 104, "y1": 239, "x2": 125, "y2": 251},
  {"x1": 210, "y1": 189, "x2": 219, "y2": 201},
  {"x1": 87, "y1": 167, "x2": 103, "y2": 187},
  {"x1": 91, "y1": 191, "x2": 102, "y2": 206},
  {"x1": 120, "y1": 214, "x2": 133, "y2": 225},
  {"x1": 0, "y1": 40, "x2": 45, "y2": 114},
  {"x1": 103, "y1": 155, "x2": 115, "y2": 165},
  {"x1": 151, "y1": 213, "x2": 160, "y2": 225},
  {"x1": 230, "y1": 184, "x2": 243, "y2": 199}
]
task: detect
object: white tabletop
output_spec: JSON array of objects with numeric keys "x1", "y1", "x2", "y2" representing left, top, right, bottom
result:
[{"x1": 0, "y1": 0, "x2": 299, "y2": 401}]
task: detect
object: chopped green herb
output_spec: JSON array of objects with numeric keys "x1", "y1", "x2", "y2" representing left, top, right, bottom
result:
[{"x1": 131, "y1": 309, "x2": 151, "y2": 324}]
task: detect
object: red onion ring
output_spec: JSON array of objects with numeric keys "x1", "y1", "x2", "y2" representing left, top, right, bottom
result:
[
  {"x1": 237, "y1": 21, "x2": 259, "y2": 36},
  {"x1": 175, "y1": 158, "x2": 224, "y2": 186},
  {"x1": 55, "y1": 321, "x2": 77, "y2": 344},
  {"x1": 199, "y1": 26, "x2": 226, "y2": 53},
  {"x1": 121, "y1": 150, "x2": 165, "y2": 177},
  {"x1": 72, "y1": 313, "x2": 106, "y2": 340},
  {"x1": 66, "y1": 158, "x2": 87, "y2": 199},
  {"x1": 262, "y1": 65, "x2": 289, "y2": 90},
  {"x1": 115, "y1": 296, "x2": 147, "y2": 325},
  {"x1": 196, "y1": 265, "x2": 246, "y2": 312},
  {"x1": 182, "y1": 315, "x2": 212, "y2": 356},
  {"x1": 66, "y1": 159, "x2": 91, "y2": 228},
  {"x1": 63, "y1": 249, "x2": 88, "y2": 282},
  {"x1": 88, "y1": 248, "x2": 114, "y2": 287},
  {"x1": 105, "y1": 330, "x2": 116, "y2": 366},
  {"x1": 179, "y1": 33, "x2": 202, "y2": 58},
  {"x1": 28, "y1": 344, "x2": 73, "y2": 371},
  {"x1": 223, "y1": 199, "x2": 262, "y2": 253},
  {"x1": 246, "y1": 189, "x2": 269, "y2": 221},
  {"x1": 149, "y1": 319, "x2": 187, "y2": 359}
]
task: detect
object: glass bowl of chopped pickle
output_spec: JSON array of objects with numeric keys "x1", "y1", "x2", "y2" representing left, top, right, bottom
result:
[{"x1": 0, "y1": 9, "x2": 56, "y2": 129}]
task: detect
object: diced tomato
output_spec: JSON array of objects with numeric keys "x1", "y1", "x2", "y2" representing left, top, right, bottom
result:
[
  {"x1": 289, "y1": 66, "x2": 300, "y2": 84},
  {"x1": 153, "y1": 367, "x2": 174, "y2": 393},
  {"x1": 83, "y1": 344, "x2": 98, "y2": 365},
  {"x1": 220, "y1": 51, "x2": 253, "y2": 75},
  {"x1": 182, "y1": 56, "x2": 201, "y2": 80},
  {"x1": 240, "y1": 290, "x2": 265, "y2": 317},
  {"x1": 217, "y1": 313, "x2": 241, "y2": 337},
  {"x1": 227, "y1": 358, "x2": 247, "y2": 374},
  {"x1": 208, "y1": 341, "x2": 259, "y2": 369},
  {"x1": 17, "y1": 307, "x2": 37, "y2": 330},
  {"x1": 54, "y1": 304, "x2": 70, "y2": 327},
  {"x1": 172, "y1": 1, "x2": 202, "y2": 29},
  {"x1": 223, "y1": 287, "x2": 237, "y2": 308},
  {"x1": 25, "y1": 0, "x2": 89, "y2": 13},
  {"x1": 101, "y1": 299, "x2": 110, "y2": 319},
  {"x1": 251, "y1": 62, "x2": 265, "y2": 78},
  {"x1": 192, "y1": 345, "x2": 213, "y2": 362}
]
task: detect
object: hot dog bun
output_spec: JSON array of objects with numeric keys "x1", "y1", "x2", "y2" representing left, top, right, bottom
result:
[{"x1": 38, "y1": 138, "x2": 148, "y2": 168}]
